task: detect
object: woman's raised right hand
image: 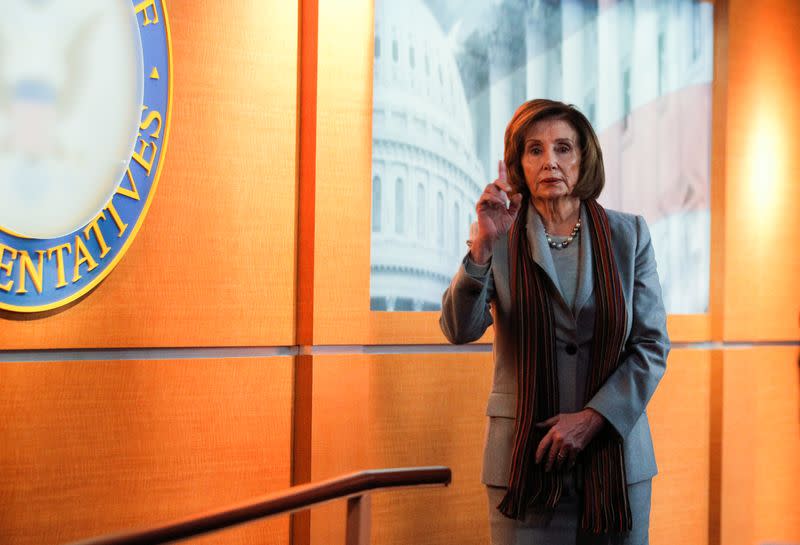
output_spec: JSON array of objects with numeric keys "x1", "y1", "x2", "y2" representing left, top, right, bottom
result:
[{"x1": 470, "y1": 161, "x2": 523, "y2": 264}]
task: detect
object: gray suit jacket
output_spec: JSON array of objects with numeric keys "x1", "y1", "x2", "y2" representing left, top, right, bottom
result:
[{"x1": 440, "y1": 204, "x2": 670, "y2": 487}]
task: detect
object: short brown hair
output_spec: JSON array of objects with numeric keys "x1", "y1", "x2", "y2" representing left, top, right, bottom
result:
[{"x1": 503, "y1": 99, "x2": 605, "y2": 200}]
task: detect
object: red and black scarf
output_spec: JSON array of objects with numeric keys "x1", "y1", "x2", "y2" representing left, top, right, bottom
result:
[{"x1": 497, "y1": 198, "x2": 632, "y2": 535}]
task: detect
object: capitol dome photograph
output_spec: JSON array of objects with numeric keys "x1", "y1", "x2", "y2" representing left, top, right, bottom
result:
[{"x1": 371, "y1": 0, "x2": 714, "y2": 314}]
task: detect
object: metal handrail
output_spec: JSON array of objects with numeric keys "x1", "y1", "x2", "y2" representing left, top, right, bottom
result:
[{"x1": 64, "y1": 466, "x2": 452, "y2": 545}]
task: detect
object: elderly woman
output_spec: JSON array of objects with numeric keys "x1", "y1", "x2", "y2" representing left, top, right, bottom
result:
[{"x1": 440, "y1": 99, "x2": 669, "y2": 545}]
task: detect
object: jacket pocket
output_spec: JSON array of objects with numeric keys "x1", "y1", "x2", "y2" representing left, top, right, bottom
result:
[
  {"x1": 485, "y1": 391, "x2": 516, "y2": 418},
  {"x1": 482, "y1": 415, "x2": 515, "y2": 487}
]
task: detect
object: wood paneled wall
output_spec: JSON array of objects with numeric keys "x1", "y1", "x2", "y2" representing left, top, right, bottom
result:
[
  {"x1": 1, "y1": 1, "x2": 798, "y2": 545},
  {"x1": 0, "y1": 358, "x2": 293, "y2": 545},
  {"x1": 719, "y1": 347, "x2": 800, "y2": 545},
  {"x1": 0, "y1": 1, "x2": 299, "y2": 544},
  {"x1": 720, "y1": 0, "x2": 800, "y2": 341}
]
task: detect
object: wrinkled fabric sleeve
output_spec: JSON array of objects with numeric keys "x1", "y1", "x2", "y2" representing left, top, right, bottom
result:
[
  {"x1": 439, "y1": 254, "x2": 496, "y2": 345},
  {"x1": 585, "y1": 216, "x2": 670, "y2": 439}
]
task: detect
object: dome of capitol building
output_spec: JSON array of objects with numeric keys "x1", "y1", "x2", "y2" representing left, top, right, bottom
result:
[{"x1": 370, "y1": 0, "x2": 485, "y2": 311}]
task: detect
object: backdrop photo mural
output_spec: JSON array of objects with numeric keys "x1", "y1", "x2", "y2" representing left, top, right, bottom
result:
[{"x1": 369, "y1": 0, "x2": 713, "y2": 314}]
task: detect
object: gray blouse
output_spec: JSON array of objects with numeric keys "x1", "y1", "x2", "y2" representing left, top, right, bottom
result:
[{"x1": 548, "y1": 234, "x2": 580, "y2": 315}]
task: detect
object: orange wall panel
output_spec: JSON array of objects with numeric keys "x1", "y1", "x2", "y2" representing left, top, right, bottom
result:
[
  {"x1": 0, "y1": 0, "x2": 299, "y2": 349},
  {"x1": 722, "y1": 0, "x2": 800, "y2": 341},
  {"x1": 0, "y1": 357, "x2": 293, "y2": 545},
  {"x1": 310, "y1": 353, "x2": 493, "y2": 545},
  {"x1": 365, "y1": 354, "x2": 493, "y2": 545},
  {"x1": 313, "y1": 0, "x2": 373, "y2": 345},
  {"x1": 648, "y1": 349, "x2": 711, "y2": 545},
  {"x1": 309, "y1": 354, "x2": 371, "y2": 545},
  {"x1": 667, "y1": 315, "x2": 712, "y2": 344},
  {"x1": 720, "y1": 346, "x2": 800, "y2": 545}
]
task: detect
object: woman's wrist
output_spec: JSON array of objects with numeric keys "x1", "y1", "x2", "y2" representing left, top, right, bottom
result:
[
  {"x1": 469, "y1": 238, "x2": 493, "y2": 265},
  {"x1": 583, "y1": 408, "x2": 606, "y2": 435}
]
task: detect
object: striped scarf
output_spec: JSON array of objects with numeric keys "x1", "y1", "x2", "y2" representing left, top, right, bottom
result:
[{"x1": 497, "y1": 198, "x2": 632, "y2": 535}]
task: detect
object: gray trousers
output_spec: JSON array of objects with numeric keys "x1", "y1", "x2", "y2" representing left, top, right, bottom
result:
[{"x1": 486, "y1": 474, "x2": 651, "y2": 545}]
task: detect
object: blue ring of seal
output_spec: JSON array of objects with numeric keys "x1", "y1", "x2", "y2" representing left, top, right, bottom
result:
[{"x1": 0, "y1": 0, "x2": 171, "y2": 313}]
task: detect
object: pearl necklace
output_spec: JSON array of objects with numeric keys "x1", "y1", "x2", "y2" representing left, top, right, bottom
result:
[{"x1": 544, "y1": 219, "x2": 581, "y2": 249}]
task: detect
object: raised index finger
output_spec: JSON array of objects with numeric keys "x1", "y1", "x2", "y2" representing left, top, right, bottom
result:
[{"x1": 496, "y1": 160, "x2": 512, "y2": 194}]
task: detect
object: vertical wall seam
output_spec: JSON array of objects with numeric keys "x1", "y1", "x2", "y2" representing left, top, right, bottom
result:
[
  {"x1": 291, "y1": 0, "x2": 318, "y2": 543},
  {"x1": 708, "y1": 2, "x2": 729, "y2": 545}
]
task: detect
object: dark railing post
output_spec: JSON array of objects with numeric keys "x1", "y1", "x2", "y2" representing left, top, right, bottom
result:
[{"x1": 345, "y1": 494, "x2": 371, "y2": 545}]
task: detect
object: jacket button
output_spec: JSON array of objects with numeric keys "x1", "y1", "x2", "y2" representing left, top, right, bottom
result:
[{"x1": 565, "y1": 343, "x2": 578, "y2": 355}]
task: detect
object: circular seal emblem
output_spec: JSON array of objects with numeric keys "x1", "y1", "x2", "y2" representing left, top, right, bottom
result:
[{"x1": 0, "y1": 0, "x2": 171, "y2": 312}]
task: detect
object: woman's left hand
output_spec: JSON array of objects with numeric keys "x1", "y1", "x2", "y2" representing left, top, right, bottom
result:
[{"x1": 534, "y1": 408, "x2": 606, "y2": 472}]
